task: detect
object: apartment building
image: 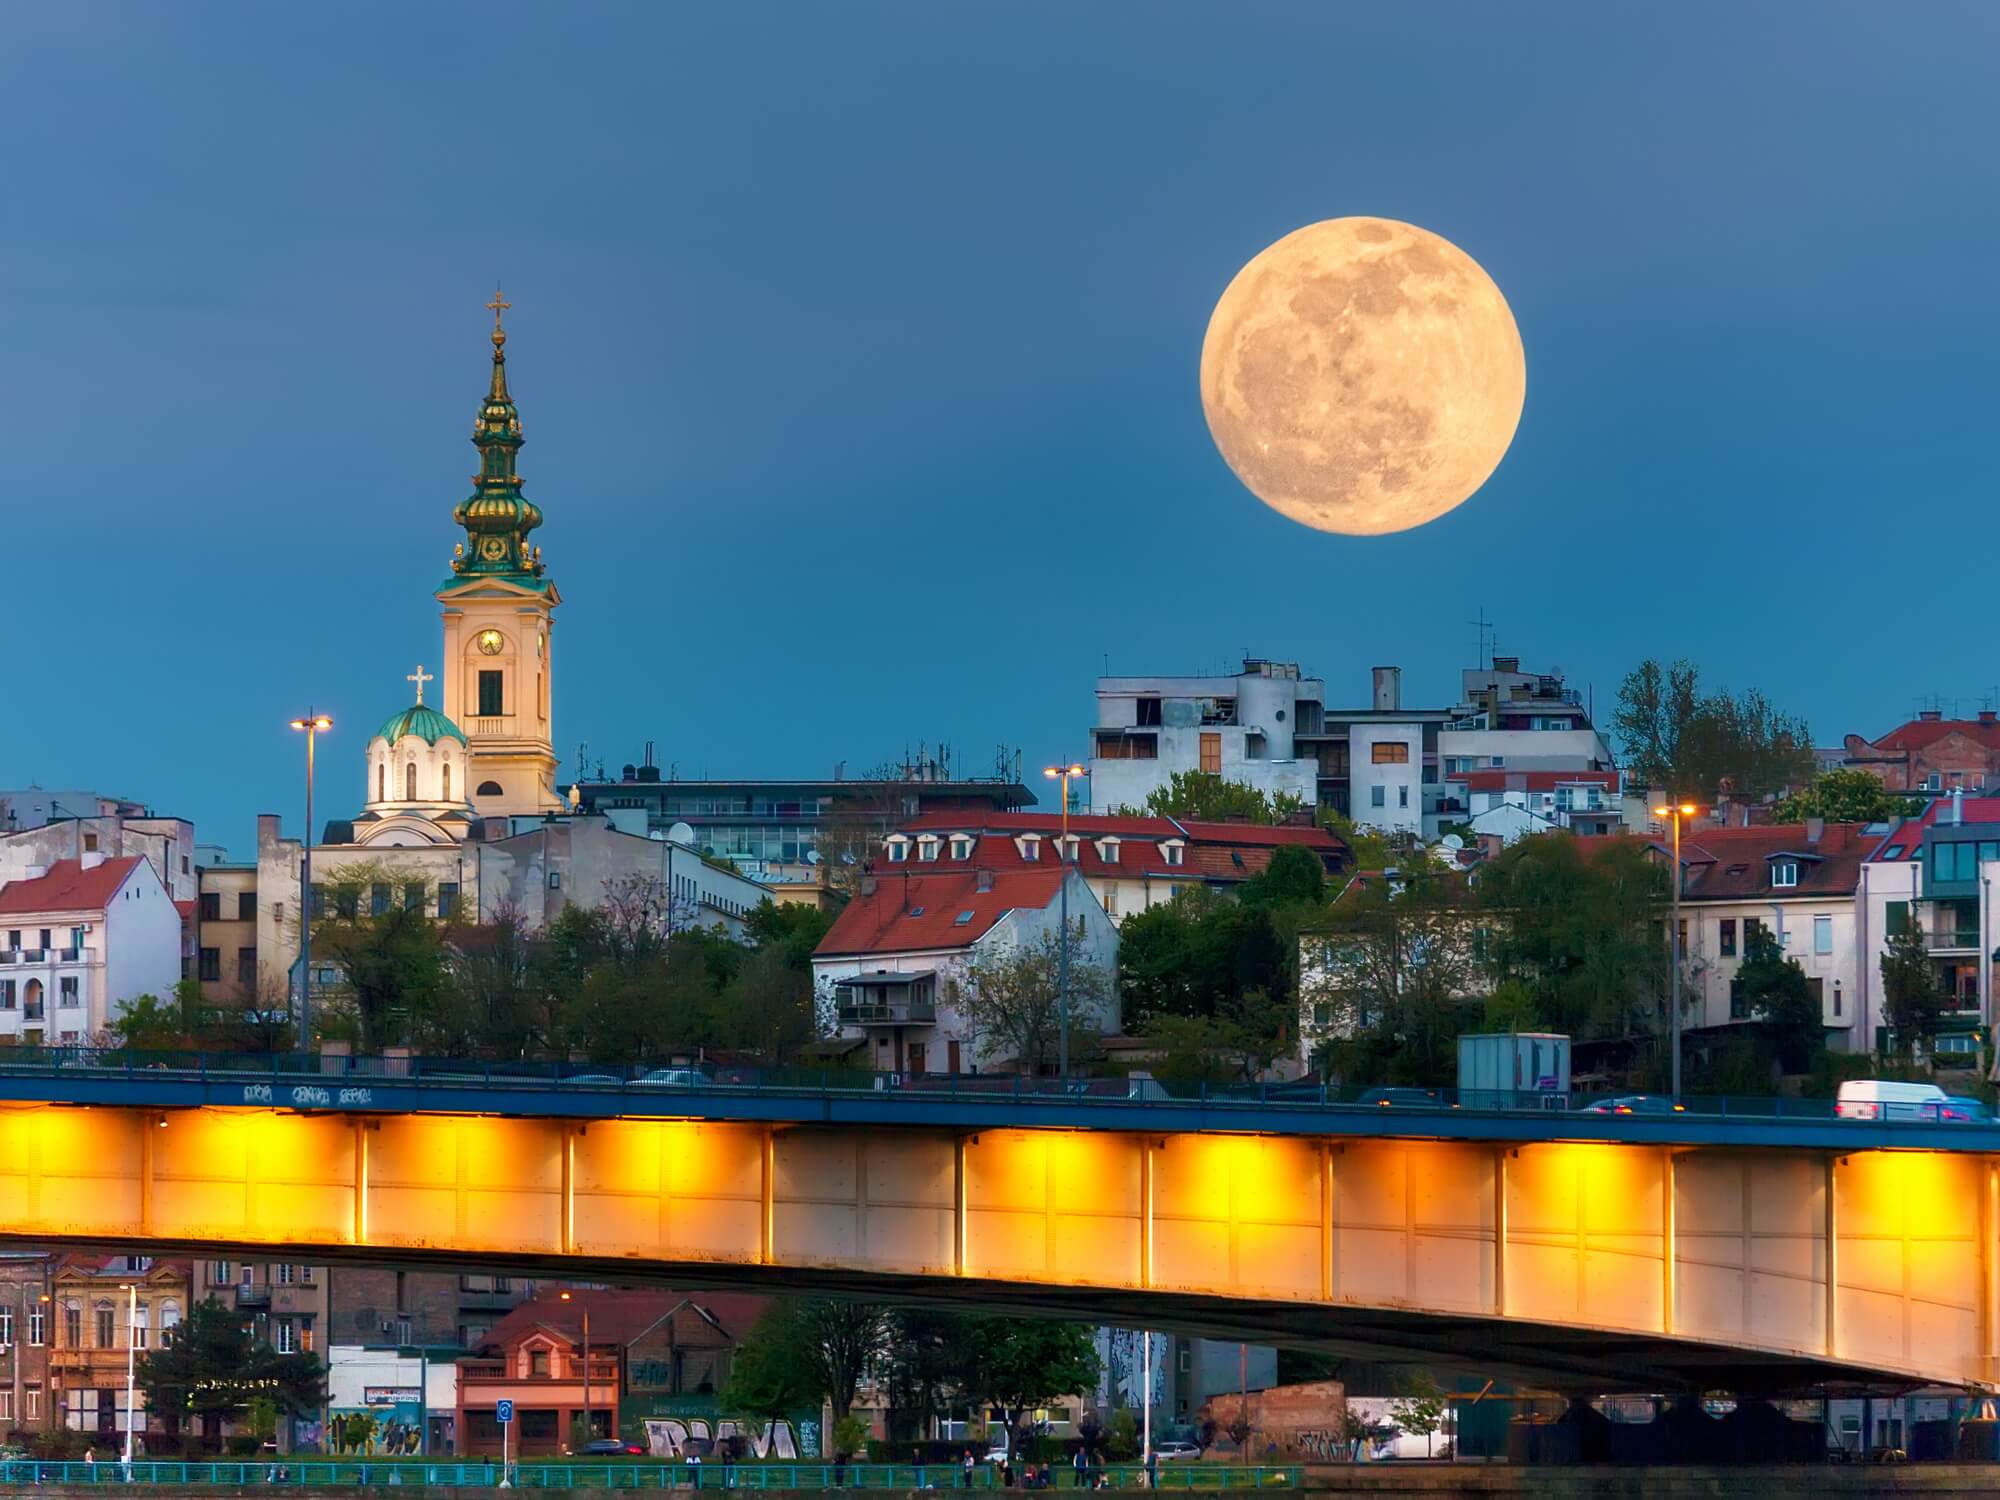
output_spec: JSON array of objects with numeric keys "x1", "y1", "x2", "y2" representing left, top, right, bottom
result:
[
  {"x1": 0, "y1": 856, "x2": 181, "y2": 1044},
  {"x1": 195, "y1": 863, "x2": 259, "y2": 1005}
]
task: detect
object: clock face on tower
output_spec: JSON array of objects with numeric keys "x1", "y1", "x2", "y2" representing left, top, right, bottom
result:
[{"x1": 476, "y1": 629, "x2": 505, "y2": 655}]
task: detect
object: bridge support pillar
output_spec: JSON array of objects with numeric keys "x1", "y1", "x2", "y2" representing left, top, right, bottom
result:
[
  {"x1": 1493, "y1": 1148, "x2": 1508, "y2": 1319},
  {"x1": 353, "y1": 1118, "x2": 369, "y2": 1246},
  {"x1": 139, "y1": 1113, "x2": 156, "y2": 1236},
  {"x1": 760, "y1": 1127, "x2": 775, "y2": 1265},
  {"x1": 1661, "y1": 1148, "x2": 1676, "y2": 1337},
  {"x1": 1823, "y1": 1153, "x2": 1838, "y2": 1362}
]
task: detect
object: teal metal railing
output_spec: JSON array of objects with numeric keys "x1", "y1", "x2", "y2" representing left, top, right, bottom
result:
[{"x1": 0, "y1": 1459, "x2": 1302, "y2": 1489}]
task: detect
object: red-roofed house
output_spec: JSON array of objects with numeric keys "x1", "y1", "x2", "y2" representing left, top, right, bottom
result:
[
  {"x1": 1842, "y1": 710, "x2": 2000, "y2": 794},
  {"x1": 0, "y1": 854, "x2": 180, "y2": 1044},
  {"x1": 812, "y1": 863, "x2": 1119, "y2": 1074},
  {"x1": 457, "y1": 1289, "x2": 770, "y2": 1456},
  {"x1": 884, "y1": 810, "x2": 1346, "y2": 919},
  {"x1": 1653, "y1": 821, "x2": 1878, "y2": 1041}
]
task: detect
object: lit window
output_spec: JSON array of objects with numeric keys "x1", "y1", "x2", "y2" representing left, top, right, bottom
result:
[{"x1": 1370, "y1": 742, "x2": 1410, "y2": 765}]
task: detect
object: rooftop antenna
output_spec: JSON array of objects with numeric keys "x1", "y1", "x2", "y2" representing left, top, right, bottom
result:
[{"x1": 1466, "y1": 607, "x2": 1493, "y2": 670}]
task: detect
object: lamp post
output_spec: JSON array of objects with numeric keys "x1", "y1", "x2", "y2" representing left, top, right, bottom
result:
[
  {"x1": 1652, "y1": 801, "x2": 1699, "y2": 1098},
  {"x1": 559, "y1": 1291, "x2": 590, "y2": 1448},
  {"x1": 288, "y1": 712, "x2": 332, "y2": 1050},
  {"x1": 121, "y1": 1281, "x2": 137, "y2": 1471},
  {"x1": 1041, "y1": 762, "x2": 1087, "y2": 1080}
]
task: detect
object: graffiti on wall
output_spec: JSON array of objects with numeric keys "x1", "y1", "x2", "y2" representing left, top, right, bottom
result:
[{"x1": 641, "y1": 1417, "x2": 820, "y2": 1460}]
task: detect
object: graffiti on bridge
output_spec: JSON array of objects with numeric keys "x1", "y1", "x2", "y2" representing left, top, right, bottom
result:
[{"x1": 641, "y1": 1417, "x2": 820, "y2": 1460}]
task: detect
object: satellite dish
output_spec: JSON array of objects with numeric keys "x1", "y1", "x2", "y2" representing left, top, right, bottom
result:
[
  {"x1": 667, "y1": 821, "x2": 697, "y2": 845},
  {"x1": 1442, "y1": 834, "x2": 1465, "y2": 851},
  {"x1": 805, "y1": 850, "x2": 822, "y2": 865}
]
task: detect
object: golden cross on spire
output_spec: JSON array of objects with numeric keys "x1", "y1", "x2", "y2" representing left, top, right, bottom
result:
[
  {"x1": 407, "y1": 664, "x2": 433, "y2": 705},
  {"x1": 486, "y1": 286, "x2": 511, "y2": 331}
]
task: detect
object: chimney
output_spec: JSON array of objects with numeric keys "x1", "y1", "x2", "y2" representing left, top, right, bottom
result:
[
  {"x1": 24, "y1": 865, "x2": 47, "y2": 881},
  {"x1": 975, "y1": 868, "x2": 994, "y2": 893},
  {"x1": 1805, "y1": 816, "x2": 1824, "y2": 847},
  {"x1": 860, "y1": 875, "x2": 878, "y2": 897},
  {"x1": 1493, "y1": 655, "x2": 1520, "y2": 673},
  {"x1": 1371, "y1": 666, "x2": 1402, "y2": 712},
  {"x1": 1920, "y1": 709, "x2": 1943, "y2": 723},
  {"x1": 1981, "y1": 711, "x2": 1996, "y2": 726},
  {"x1": 257, "y1": 813, "x2": 282, "y2": 850},
  {"x1": 1951, "y1": 786, "x2": 1965, "y2": 826},
  {"x1": 80, "y1": 851, "x2": 105, "y2": 871}
]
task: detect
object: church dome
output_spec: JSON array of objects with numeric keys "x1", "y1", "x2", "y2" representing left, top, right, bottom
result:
[{"x1": 374, "y1": 702, "x2": 468, "y2": 747}]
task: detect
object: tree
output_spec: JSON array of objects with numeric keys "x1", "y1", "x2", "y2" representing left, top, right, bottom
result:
[
  {"x1": 1139, "y1": 772, "x2": 1305, "y2": 825},
  {"x1": 722, "y1": 1298, "x2": 886, "y2": 1422},
  {"x1": 1880, "y1": 914, "x2": 1946, "y2": 1057},
  {"x1": 744, "y1": 900, "x2": 836, "y2": 970},
  {"x1": 959, "y1": 930, "x2": 1113, "y2": 1073},
  {"x1": 107, "y1": 980, "x2": 211, "y2": 1050},
  {"x1": 1319, "y1": 812, "x2": 1393, "y2": 871},
  {"x1": 136, "y1": 1298, "x2": 325, "y2": 1446},
  {"x1": 1734, "y1": 927, "x2": 1824, "y2": 1072},
  {"x1": 1613, "y1": 658, "x2": 1814, "y2": 801},
  {"x1": 877, "y1": 1309, "x2": 973, "y2": 1442},
  {"x1": 1477, "y1": 834, "x2": 1667, "y2": 1040},
  {"x1": 1774, "y1": 769, "x2": 1917, "y2": 825},
  {"x1": 1390, "y1": 1371, "x2": 1447, "y2": 1458},
  {"x1": 1238, "y1": 844, "x2": 1326, "y2": 909},
  {"x1": 1303, "y1": 870, "x2": 1482, "y2": 1086},
  {"x1": 717, "y1": 945, "x2": 818, "y2": 1062},
  {"x1": 309, "y1": 867, "x2": 450, "y2": 1051},
  {"x1": 959, "y1": 1317, "x2": 1100, "y2": 1444}
]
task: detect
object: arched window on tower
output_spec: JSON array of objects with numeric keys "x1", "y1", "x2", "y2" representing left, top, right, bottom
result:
[
  {"x1": 442, "y1": 764, "x2": 452, "y2": 802},
  {"x1": 406, "y1": 763, "x2": 417, "y2": 801},
  {"x1": 377, "y1": 762, "x2": 385, "y2": 803},
  {"x1": 477, "y1": 781, "x2": 504, "y2": 798}
]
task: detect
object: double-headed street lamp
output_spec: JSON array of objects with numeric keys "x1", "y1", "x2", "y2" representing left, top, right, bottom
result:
[
  {"x1": 1653, "y1": 800, "x2": 1700, "y2": 1098},
  {"x1": 288, "y1": 711, "x2": 332, "y2": 1049},
  {"x1": 1042, "y1": 762, "x2": 1087, "y2": 1080}
]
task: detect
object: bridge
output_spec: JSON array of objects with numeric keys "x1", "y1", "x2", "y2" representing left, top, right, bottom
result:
[{"x1": 1, "y1": 1054, "x2": 1995, "y2": 1395}]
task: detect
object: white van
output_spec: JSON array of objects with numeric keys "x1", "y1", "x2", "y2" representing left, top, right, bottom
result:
[{"x1": 1835, "y1": 1079, "x2": 1948, "y2": 1121}]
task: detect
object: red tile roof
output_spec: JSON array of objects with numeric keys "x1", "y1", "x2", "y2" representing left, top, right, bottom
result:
[
  {"x1": 1459, "y1": 769, "x2": 1621, "y2": 793},
  {"x1": 1866, "y1": 797, "x2": 2000, "y2": 861},
  {"x1": 1672, "y1": 823, "x2": 1881, "y2": 899},
  {"x1": 1867, "y1": 718, "x2": 2000, "y2": 753},
  {"x1": 0, "y1": 857, "x2": 145, "y2": 916},
  {"x1": 815, "y1": 867, "x2": 1066, "y2": 958},
  {"x1": 473, "y1": 1289, "x2": 770, "y2": 1355},
  {"x1": 893, "y1": 810, "x2": 1346, "y2": 882}
]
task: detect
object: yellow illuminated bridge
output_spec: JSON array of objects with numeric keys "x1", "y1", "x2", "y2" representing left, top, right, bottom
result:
[{"x1": 4, "y1": 1061, "x2": 1997, "y2": 1393}]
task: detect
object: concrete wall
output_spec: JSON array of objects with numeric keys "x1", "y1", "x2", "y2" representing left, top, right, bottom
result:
[{"x1": 1347, "y1": 724, "x2": 1423, "y2": 835}]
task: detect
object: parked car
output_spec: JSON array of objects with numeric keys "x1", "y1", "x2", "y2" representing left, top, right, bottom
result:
[
  {"x1": 1942, "y1": 1095, "x2": 1994, "y2": 1123},
  {"x1": 1581, "y1": 1095, "x2": 1685, "y2": 1115},
  {"x1": 635, "y1": 1067, "x2": 713, "y2": 1087},
  {"x1": 562, "y1": 1074, "x2": 624, "y2": 1086},
  {"x1": 580, "y1": 1438, "x2": 648, "y2": 1456},
  {"x1": 1835, "y1": 1080, "x2": 1949, "y2": 1121},
  {"x1": 1356, "y1": 1087, "x2": 1449, "y2": 1108},
  {"x1": 1151, "y1": 1441, "x2": 1202, "y2": 1461}
]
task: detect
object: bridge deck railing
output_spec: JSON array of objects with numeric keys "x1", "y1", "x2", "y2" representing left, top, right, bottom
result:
[
  {"x1": 0, "y1": 1043, "x2": 1979, "y2": 1126},
  {"x1": 0, "y1": 1459, "x2": 1303, "y2": 1489}
]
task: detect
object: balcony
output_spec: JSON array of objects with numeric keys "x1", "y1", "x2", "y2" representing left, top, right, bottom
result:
[
  {"x1": 234, "y1": 1287, "x2": 271, "y2": 1309},
  {"x1": 0, "y1": 947, "x2": 92, "y2": 965},
  {"x1": 1927, "y1": 930, "x2": 1982, "y2": 954},
  {"x1": 839, "y1": 997, "x2": 937, "y2": 1026},
  {"x1": 21, "y1": 1007, "x2": 43, "y2": 1024}
]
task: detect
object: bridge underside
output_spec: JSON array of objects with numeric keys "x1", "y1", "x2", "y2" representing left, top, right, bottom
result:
[{"x1": 1, "y1": 1104, "x2": 1993, "y2": 1394}]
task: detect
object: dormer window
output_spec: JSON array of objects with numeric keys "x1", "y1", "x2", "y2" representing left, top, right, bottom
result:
[
  {"x1": 1161, "y1": 840, "x2": 1185, "y2": 868},
  {"x1": 1771, "y1": 860, "x2": 1799, "y2": 888},
  {"x1": 949, "y1": 835, "x2": 974, "y2": 861},
  {"x1": 1018, "y1": 835, "x2": 1041, "y2": 862},
  {"x1": 1098, "y1": 837, "x2": 1121, "y2": 865},
  {"x1": 916, "y1": 835, "x2": 941, "y2": 862},
  {"x1": 1059, "y1": 835, "x2": 1080, "y2": 864},
  {"x1": 885, "y1": 836, "x2": 910, "y2": 863}
]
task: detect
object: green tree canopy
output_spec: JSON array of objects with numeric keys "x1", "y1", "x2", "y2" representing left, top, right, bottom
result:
[
  {"x1": 136, "y1": 1298, "x2": 325, "y2": 1444},
  {"x1": 1613, "y1": 658, "x2": 1815, "y2": 801},
  {"x1": 1238, "y1": 844, "x2": 1326, "y2": 909},
  {"x1": 1880, "y1": 912, "x2": 1946, "y2": 1057},
  {"x1": 1773, "y1": 769, "x2": 1917, "y2": 825},
  {"x1": 959, "y1": 1316, "x2": 1101, "y2": 1439},
  {"x1": 722, "y1": 1298, "x2": 885, "y2": 1421},
  {"x1": 1476, "y1": 834, "x2": 1668, "y2": 1040},
  {"x1": 1138, "y1": 772, "x2": 1305, "y2": 825},
  {"x1": 960, "y1": 930, "x2": 1114, "y2": 1073},
  {"x1": 1734, "y1": 927, "x2": 1825, "y2": 1072}
]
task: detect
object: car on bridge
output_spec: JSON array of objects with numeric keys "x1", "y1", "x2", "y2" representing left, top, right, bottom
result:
[
  {"x1": 1356, "y1": 1087, "x2": 1451, "y2": 1108},
  {"x1": 1581, "y1": 1095, "x2": 1685, "y2": 1115}
]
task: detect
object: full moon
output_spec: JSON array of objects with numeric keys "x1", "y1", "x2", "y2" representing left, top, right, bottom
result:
[{"x1": 1199, "y1": 217, "x2": 1525, "y2": 536}]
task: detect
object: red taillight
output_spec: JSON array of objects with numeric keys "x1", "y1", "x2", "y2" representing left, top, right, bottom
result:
[{"x1": 1614, "y1": 1105, "x2": 1632, "y2": 1114}]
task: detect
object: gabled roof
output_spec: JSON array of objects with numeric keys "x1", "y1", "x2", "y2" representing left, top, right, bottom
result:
[
  {"x1": 891, "y1": 810, "x2": 1346, "y2": 883},
  {"x1": 1673, "y1": 823, "x2": 1880, "y2": 900},
  {"x1": 815, "y1": 868, "x2": 1067, "y2": 958},
  {"x1": 1867, "y1": 797, "x2": 2000, "y2": 861},
  {"x1": 0, "y1": 856, "x2": 146, "y2": 916},
  {"x1": 472, "y1": 1289, "x2": 771, "y2": 1356},
  {"x1": 1866, "y1": 718, "x2": 2000, "y2": 754}
]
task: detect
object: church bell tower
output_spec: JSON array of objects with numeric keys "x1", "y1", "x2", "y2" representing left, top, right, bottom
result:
[{"x1": 437, "y1": 291, "x2": 563, "y2": 817}]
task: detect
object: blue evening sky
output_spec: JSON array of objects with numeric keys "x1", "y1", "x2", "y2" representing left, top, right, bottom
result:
[{"x1": 5, "y1": 4, "x2": 1996, "y2": 855}]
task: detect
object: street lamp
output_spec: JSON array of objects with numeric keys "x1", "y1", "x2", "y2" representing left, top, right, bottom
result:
[
  {"x1": 559, "y1": 1292, "x2": 590, "y2": 1449},
  {"x1": 288, "y1": 711, "x2": 333, "y2": 1050},
  {"x1": 1041, "y1": 763, "x2": 1087, "y2": 1080},
  {"x1": 120, "y1": 1282, "x2": 138, "y2": 1471},
  {"x1": 1652, "y1": 801, "x2": 1700, "y2": 1098}
]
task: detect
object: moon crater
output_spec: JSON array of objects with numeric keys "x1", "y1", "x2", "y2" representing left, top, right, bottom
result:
[{"x1": 1199, "y1": 217, "x2": 1525, "y2": 537}]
